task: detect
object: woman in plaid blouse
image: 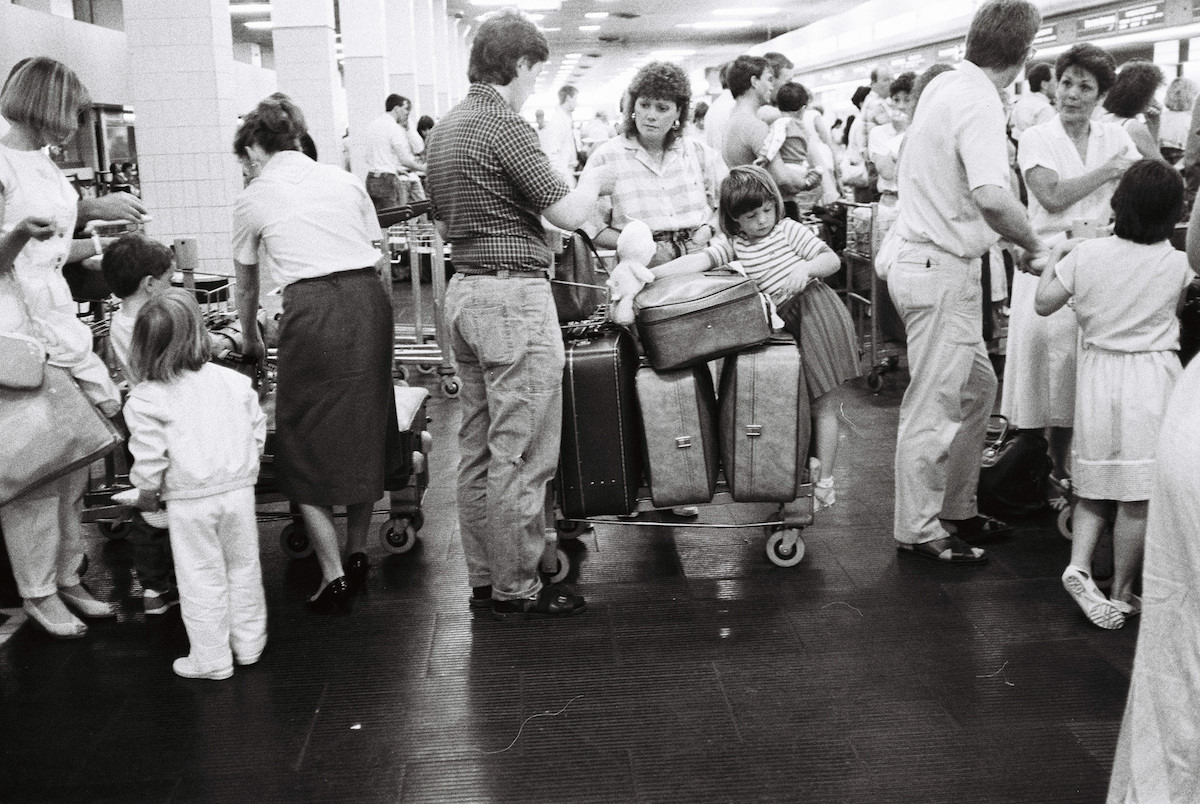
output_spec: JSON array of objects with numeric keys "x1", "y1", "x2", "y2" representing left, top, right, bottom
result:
[{"x1": 583, "y1": 62, "x2": 729, "y2": 267}]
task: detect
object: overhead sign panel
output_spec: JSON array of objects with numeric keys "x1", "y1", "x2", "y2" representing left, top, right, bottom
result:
[{"x1": 1077, "y1": 2, "x2": 1165, "y2": 39}]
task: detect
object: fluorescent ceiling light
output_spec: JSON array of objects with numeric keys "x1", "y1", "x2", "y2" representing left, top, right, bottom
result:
[
  {"x1": 712, "y1": 7, "x2": 777, "y2": 15},
  {"x1": 244, "y1": 20, "x2": 273, "y2": 29},
  {"x1": 564, "y1": 52, "x2": 583, "y2": 58},
  {"x1": 229, "y1": 3, "x2": 271, "y2": 14},
  {"x1": 679, "y1": 20, "x2": 752, "y2": 29},
  {"x1": 578, "y1": 24, "x2": 600, "y2": 31},
  {"x1": 526, "y1": 13, "x2": 545, "y2": 21},
  {"x1": 540, "y1": 26, "x2": 561, "y2": 31},
  {"x1": 584, "y1": 11, "x2": 609, "y2": 19},
  {"x1": 471, "y1": 0, "x2": 561, "y2": 8}
]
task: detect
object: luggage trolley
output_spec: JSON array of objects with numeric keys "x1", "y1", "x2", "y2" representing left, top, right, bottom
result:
[
  {"x1": 380, "y1": 202, "x2": 460, "y2": 398},
  {"x1": 840, "y1": 201, "x2": 905, "y2": 393},
  {"x1": 547, "y1": 320, "x2": 817, "y2": 574}
]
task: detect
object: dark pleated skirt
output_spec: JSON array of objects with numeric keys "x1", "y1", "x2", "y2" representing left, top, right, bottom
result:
[
  {"x1": 275, "y1": 268, "x2": 394, "y2": 506},
  {"x1": 777, "y1": 280, "x2": 861, "y2": 400}
]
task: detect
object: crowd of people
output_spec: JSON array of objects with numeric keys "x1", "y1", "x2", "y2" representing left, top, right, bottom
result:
[{"x1": 2, "y1": 0, "x2": 1199, "y2": 794}]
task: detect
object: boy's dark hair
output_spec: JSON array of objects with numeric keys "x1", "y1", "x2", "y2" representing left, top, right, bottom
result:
[
  {"x1": 718, "y1": 164, "x2": 785, "y2": 239},
  {"x1": 1055, "y1": 44, "x2": 1117, "y2": 96},
  {"x1": 728, "y1": 55, "x2": 769, "y2": 100},
  {"x1": 851, "y1": 86, "x2": 870, "y2": 108},
  {"x1": 1111, "y1": 159, "x2": 1183, "y2": 245},
  {"x1": 776, "y1": 83, "x2": 809, "y2": 113},
  {"x1": 467, "y1": 10, "x2": 548, "y2": 86},
  {"x1": 386, "y1": 94, "x2": 409, "y2": 112},
  {"x1": 1026, "y1": 62, "x2": 1053, "y2": 93},
  {"x1": 101, "y1": 233, "x2": 174, "y2": 299}
]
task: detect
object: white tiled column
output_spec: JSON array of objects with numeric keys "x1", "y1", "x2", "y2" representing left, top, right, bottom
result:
[
  {"x1": 123, "y1": 0, "x2": 243, "y2": 275},
  {"x1": 341, "y1": 0, "x2": 388, "y2": 179},
  {"x1": 272, "y1": 0, "x2": 342, "y2": 165},
  {"x1": 411, "y1": 0, "x2": 439, "y2": 116},
  {"x1": 448, "y1": 19, "x2": 468, "y2": 104},
  {"x1": 432, "y1": 0, "x2": 452, "y2": 113},
  {"x1": 386, "y1": 0, "x2": 419, "y2": 103}
]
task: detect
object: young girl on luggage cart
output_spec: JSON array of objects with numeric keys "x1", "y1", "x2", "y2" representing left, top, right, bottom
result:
[{"x1": 651, "y1": 164, "x2": 861, "y2": 512}]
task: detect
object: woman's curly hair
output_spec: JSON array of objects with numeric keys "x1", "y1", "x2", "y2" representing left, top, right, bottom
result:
[
  {"x1": 1103, "y1": 60, "x2": 1164, "y2": 118},
  {"x1": 622, "y1": 61, "x2": 691, "y2": 149}
]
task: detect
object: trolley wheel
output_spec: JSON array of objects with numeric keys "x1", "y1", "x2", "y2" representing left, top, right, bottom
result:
[
  {"x1": 866, "y1": 370, "x2": 884, "y2": 394},
  {"x1": 97, "y1": 520, "x2": 132, "y2": 540},
  {"x1": 540, "y1": 547, "x2": 570, "y2": 584},
  {"x1": 381, "y1": 519, "x2": 418, "y2": 554},
  {"x1": 279, "y1": 522, "x2": 314, "y2": 559},
  {"x1": 766, "y1": 528, "x2": 806, "y2": 567},
  {"x1": 395, "y1": 365, "x2": 409, "y2": 382},
  {"x1": 1057, "y1": 507, "x2": 1073, "y2": 541},
  {"x1": 417, "y1": 363, "x2": 437, "y2": 375},
  {"x1": 555, "y1": 519, "x2": 582, "y2": 539},
  {"x1": 442, "y1": 377, "x2": 460, "y2": 397}
]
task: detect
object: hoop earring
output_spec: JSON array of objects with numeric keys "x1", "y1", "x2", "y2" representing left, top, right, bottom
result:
[{"x1": 671, "y1": 119, "x2": 680, "y2": 129}]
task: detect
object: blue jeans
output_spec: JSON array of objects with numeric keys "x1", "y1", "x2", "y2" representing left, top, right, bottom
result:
[
  {"x1": 444, "y1": 273, "x2": 564, "y2": 601},
  {"x1": 888, "y1": 240, "x2": 996, "y2": 545}
]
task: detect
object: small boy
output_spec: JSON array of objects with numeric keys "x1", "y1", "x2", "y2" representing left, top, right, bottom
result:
[
  {"x1": 100, "y1": 233, "x2": 179, "y2": 615},
  {"x1": 758, "y1": 83, "x2": 826, "y2": 218}
]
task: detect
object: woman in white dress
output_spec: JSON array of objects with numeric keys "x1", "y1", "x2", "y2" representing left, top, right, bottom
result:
[{"x1": 1002, "y1": 43, "x2": 1139, "y2": 503}]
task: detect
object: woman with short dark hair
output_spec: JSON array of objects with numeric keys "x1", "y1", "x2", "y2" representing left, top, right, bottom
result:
[
  {"x1": 1101, "y1": 60, "x2": 1166, "y2": 162},
  {"x1": 232, "y1": 93, "x2": 393, "y2": 614},
  {"x1": 1002, "y1": 42, "x2": 1140, "y2": 506}
]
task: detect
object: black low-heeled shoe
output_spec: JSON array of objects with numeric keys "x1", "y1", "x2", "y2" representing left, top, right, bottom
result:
[
  {"x1": 306, "y1": 577, "x2": 352, "y2": 615},
  {"x1": 345, "y1": 553, "x2": 369, "y2": 592}
]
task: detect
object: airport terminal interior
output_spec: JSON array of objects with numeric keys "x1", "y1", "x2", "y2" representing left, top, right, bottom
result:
[{"x1": 1, "y1": 0, "x2": 1198, "y2": 800}]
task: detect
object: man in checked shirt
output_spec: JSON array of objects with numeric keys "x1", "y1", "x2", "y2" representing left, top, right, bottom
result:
[{"x1": 425, "y1": 10, "x2": 614, "y2": 621}]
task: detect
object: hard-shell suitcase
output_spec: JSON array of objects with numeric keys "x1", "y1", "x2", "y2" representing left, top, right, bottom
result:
[
  {"x1": 558, "y1": 328, "x2": 643, "y2": 518},
  {"x1": 718, "y1": 338, "x2": 811, "y2": 502},
  {"x1": 636, "y1": 364, "x2": 720, "y2": 507},
  {"x1": 633, "y1": 270, "x2": 771, "y2": 371}
]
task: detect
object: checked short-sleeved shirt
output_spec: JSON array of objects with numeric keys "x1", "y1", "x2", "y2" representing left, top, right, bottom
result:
[{"x1": 425, "y1": 84, "x2": 570, "y2": 272}]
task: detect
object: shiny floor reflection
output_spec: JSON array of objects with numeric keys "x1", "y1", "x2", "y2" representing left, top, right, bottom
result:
[{"x1": 0, "y1": 362, "x2": 1135, "y2": 803}]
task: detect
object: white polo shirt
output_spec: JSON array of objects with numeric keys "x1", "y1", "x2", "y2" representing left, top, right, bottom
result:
[
  {"x1": 896, "y1": 61, "x2": 1014, "y2": 260},
  {"x1": 232, "y1": 151, "x2": 382, "y2": 288},
  {"x1": 363, "y1": 112, "x2": 416, "y2": 176}
]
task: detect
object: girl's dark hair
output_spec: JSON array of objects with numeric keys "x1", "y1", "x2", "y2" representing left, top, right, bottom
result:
[
  {"x1": 623, "y1": 61, "x2": 692, "y2": 150},
  {"x1": 1055, "y1": 44, "x2": 1117, "y2": 96},
  {"x1": 129, "y1": 289, "x2": 213, "y2": 383},
  {"x1": 718, "y1": 165, "x2": 784, "y2": 238},
  {"x1": 1111, "y1": 159, "x2": 1183, "y2": 245},
  {"x1": 468, "y1": 10, "x2": 548, "y2": 85},
  {"x1": 1103, "y1": 60, "x2": 1163, "y2": 118},
  {"x1": 233, "y1": 93, "x2": 308, "y2": 157}
]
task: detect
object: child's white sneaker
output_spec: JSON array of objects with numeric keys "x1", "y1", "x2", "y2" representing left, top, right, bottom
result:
[
  {"x1": 172, "y1": 656, "x2": 233, "y2": 680},
  {"x1": 1062, "y1": 566, "x2": 1124, "y2": 630}
]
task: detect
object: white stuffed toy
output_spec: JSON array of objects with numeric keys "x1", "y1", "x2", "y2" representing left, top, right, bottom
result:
[{"x1": 606, "y1": 219, "x2": 657, "y2": 326}]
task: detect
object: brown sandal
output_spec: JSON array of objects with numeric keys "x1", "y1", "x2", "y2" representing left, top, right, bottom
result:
[{"x1": 897, "y1": 535, "x2": 988, "y2": 564}]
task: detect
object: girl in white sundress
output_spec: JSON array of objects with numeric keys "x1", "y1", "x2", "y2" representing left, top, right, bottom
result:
[{"x1": 1035, "y1": 160, "x2": 1195, "y2": 630}]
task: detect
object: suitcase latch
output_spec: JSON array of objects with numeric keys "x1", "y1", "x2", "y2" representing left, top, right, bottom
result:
[
  {"x1": 745, "y1": 424, "x2": 762, "y2": 437},
  {"x1": 675, "y1": 436, "x2": 692, "y2": 449}
]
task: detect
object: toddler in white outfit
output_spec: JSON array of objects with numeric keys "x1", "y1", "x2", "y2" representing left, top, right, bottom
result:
[{"x1": 120, "y1": 289, "x2": 267, "y2": 679}]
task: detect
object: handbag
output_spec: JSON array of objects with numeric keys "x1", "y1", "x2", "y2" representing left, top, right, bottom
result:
[
  {"x1": 0, "y1": 332, "x2": 46, "y2": 390},
  {"x1": 0, "y1": 364, "x2": 123, "y2": 505},
  {"x1": 552, "y1": 229, "x2": 608, "y2": 324},
  {"x1": 977, "y1": 415, "x2": 1052, "y2": 520}
]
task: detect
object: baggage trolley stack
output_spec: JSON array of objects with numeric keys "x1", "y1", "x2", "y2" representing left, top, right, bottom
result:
[
  {"x1": 382, "y1": 201, "x2": 459, "y2": 398},
  {"x1": 550, "y1": 321, "x2": 816, "y2": 574},
  {"x1": 840, "y1": 201, "x2": 905, "y2": 393}
]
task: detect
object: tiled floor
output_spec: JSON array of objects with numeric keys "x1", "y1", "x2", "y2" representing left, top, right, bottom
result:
[{"x1": 0, "y1": 296, "x2": 1136, "y2": 802}]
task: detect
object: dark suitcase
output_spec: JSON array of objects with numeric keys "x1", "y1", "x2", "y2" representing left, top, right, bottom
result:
[
  {"x1": 558, "y1": 328, "x2": 643, "y2": 518},
  {"x1": 633, "y1": 270, "x2": 771, "y2": 371},
  {"x1": 636, "y1": 364, "x2": 720, "y2": 507},
  {"x1": 977, "y1": 415, "x2": 1051, "y2": 520},
  {"x1": 718, "y1": 338, "x2": 811, "y2": 502}
]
